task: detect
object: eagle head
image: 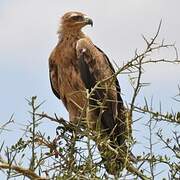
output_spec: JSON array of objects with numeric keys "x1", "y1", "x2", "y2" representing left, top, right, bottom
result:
[{"x1": 60, "y1": 11, "x2": 93, "y2": 31}]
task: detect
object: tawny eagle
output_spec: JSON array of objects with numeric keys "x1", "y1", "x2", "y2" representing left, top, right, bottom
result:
[{"x1": 49, "y1": 11, "x2": 129, "y2": 175}]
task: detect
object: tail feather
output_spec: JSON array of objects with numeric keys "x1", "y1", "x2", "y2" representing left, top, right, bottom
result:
[
  {"x1": 97, "y1": 141, "x2": 126, "y2": 175},
  {"x1": 98, "y1": 140, "x2": 136, "y2": 175},
  {"x1": 97, "y1": 109, "x2": 135, "y2": 175}
]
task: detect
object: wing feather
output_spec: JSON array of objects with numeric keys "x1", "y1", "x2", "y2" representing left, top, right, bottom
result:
[
  {"x1": 49, "y1": 58, "x2": 60, "y2": 99},
  {"x1": 95, "y1": 45, "x2": 124, "y2": 105},
  {"x1": 78, "y1": 53, "x2": 96, "y2": 90},
  {"x1": 76, "y1": 39, "x2": 125, "y2": 134}
]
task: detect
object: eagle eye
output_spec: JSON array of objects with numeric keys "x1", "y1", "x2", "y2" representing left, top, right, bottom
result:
[{"x1": 71, "y1": 15, "x2": 83, "y2": 21}]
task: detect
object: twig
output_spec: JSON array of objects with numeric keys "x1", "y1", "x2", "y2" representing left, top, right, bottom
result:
[{"x1": 0, "y1": 162, "x2": 48, "y2": 180}]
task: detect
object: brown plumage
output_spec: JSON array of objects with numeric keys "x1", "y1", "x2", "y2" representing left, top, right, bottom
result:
[{"x1": 49, "y1": 11, "x2": 129, "y2": 175}]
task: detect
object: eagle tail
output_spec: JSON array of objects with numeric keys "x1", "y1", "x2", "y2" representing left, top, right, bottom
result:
[
  {"x1": 98, "y1": 112, "x2": 135, "y2": 175},
  {"x1": 98, "y1": 143, "x2": 126, "y2": 175},
  {"x1": 98, "y1": 141, "x2": 135, "y2": 175}
]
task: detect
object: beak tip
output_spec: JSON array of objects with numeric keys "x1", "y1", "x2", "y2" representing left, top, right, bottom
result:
[{"x1": 86, "y1": 18, "x2": 93, "y2": 27}]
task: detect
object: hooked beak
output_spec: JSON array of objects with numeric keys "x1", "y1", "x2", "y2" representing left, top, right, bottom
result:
[{"x1": 84, "y1": 17, "x2": 93, "y2": 27}]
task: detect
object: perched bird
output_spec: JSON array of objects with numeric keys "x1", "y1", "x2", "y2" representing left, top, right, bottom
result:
[{"x1": 49, "y1": 11, "x2": 129, "y2": 175}]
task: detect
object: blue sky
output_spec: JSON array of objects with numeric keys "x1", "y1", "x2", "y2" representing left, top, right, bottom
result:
[{"x1": 0, "y1": 0, "x2": 180, "y2": 178}]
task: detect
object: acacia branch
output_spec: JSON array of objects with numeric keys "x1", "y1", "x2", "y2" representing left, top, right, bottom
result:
[{"x1": 0, "y1": 162, "x2": 47, "y2": 180}]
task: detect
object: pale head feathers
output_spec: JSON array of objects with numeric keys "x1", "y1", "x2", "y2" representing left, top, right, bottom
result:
[{"x1": 57, "y1": 11, "x2": 93, "y2": 38}]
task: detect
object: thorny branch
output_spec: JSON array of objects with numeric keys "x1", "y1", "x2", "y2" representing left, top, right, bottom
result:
[
  {"x1": 0, "y1": 21, "x2": 180, "y2": 179},
  {"x1": 0, "y1": 161, "x2": 47, "y2": 180}
]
